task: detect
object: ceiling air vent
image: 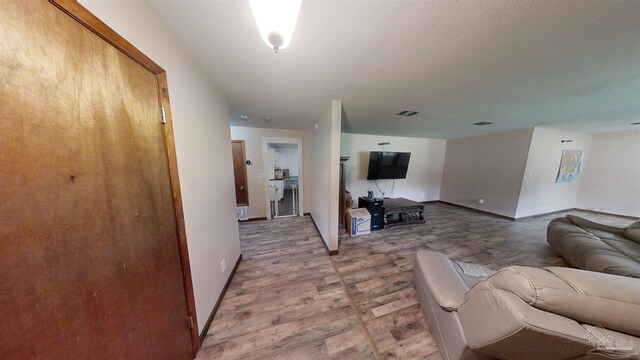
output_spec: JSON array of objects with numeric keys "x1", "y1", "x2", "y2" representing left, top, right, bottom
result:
[
  {"x1": 473, "y1": 121, "x2": 493, "y2": 126},
  {"x1": 397, "y1": 110, "x2": 418, "y2": 116}
]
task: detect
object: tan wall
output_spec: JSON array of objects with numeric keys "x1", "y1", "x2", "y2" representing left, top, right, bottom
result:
[
  {"x1": 309, "y1": 100, "x2": 342, "y2": 251},
  {"x1": 577, "y1": 130, "x2": 640, "y2": 217},
  {"x1": 515, "y1": 127, "x2": 593, "y2": 218},
  {"x1": 440, "y1": 128, "x2": 534, "y2": 218},
  {"x1": 340, "y1": 133, "x2": 446, "y2": 202}
]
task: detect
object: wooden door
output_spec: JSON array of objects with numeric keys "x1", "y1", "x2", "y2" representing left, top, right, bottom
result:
[
  {"x1": 0, "y1": 1, "x2": 195, "y2": 359},
  {"x1": 231, "y1": 140, "x2": 249, "y2": 206}
]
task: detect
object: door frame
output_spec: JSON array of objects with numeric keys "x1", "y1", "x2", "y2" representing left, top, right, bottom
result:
[
  {"x1": 231, "y1": 140, "x2": 249, "y2": 206},
  {"x1": 262, "y1": 137, "x2": 304, "y2": 220},
  {"x1": 49, "y1": 0, "x2": 200, "y2": 355}
]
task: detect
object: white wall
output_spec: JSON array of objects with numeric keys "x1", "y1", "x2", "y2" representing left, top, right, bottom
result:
[
  {"x1": 440, "y1": 128, "x2": 534, "y2": 218},
  {"x1": 576, "y1": 130, "x2": 640, "y2": 217},
  {"x1": 266, "y1": 147, "x2": 299, "y2": 178},
  {"x1": 82, "y1": 1, "x2": 241, "y2": 334},
  {"x1": 230, "y1": 126, "x2": 311, "y2": 219},
  {"x1": 266, "y1": 146, "x2": 277, "y2": 180},
  {"x1": 340, "y1": 133, "x2": 446, "y2": 203},
  {"x1": 277, "y1": 148, "x2": 299, "y2": 176},
  {"x1": 309, "y1": 100, "x2": 342, "y2": 251},
  {"x1": 515, "y1": 128, "x2": 593, "y2": 218}
]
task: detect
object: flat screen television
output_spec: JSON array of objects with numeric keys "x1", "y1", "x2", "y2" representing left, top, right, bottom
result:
[{"x1": 366, "y1": 151, "x2": 411, "y2": 180}]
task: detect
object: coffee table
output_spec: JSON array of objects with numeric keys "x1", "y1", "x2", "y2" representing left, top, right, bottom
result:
[{"x1": 383, "y1": 197, "x2": 425, "y2": 228}]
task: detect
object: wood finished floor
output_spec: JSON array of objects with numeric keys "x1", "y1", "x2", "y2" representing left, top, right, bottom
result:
[{"x1": 198, "y1": 202, "x2": 633, "y2": 360}]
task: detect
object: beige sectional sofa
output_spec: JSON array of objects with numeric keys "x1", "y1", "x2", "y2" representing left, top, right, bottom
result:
[
  {"x1": 413, "y1": 250, "x2": 640, "y2": 360},
  {"x1": 547, "y1": 215, "x2": 640, "y2": 278}
]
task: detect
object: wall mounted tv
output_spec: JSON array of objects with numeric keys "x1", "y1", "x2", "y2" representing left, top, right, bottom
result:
[{"x1": 366, "y1": 151, "x2": 411, "y2": 180}]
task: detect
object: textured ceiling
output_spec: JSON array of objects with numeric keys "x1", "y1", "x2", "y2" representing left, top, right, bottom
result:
[{"x1": 150, "y1": 0, "x2": 640, "y2": 139}]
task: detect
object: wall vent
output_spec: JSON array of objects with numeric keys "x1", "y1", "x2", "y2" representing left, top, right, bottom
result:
[
  {"x1": 397, "y1": 110, "x2": 418, "y2": 116},
  {"x1": 473, "y1": 121, "x2": 493, "y2": 126}
]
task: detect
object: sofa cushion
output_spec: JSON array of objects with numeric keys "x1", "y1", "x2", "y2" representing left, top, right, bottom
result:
[
  {"x1": 459, "y1": 288, "x2": 595, "y2": 360},
  {"x1": 467, "y1": 266, "x2": 640, "y2": 337},
  {"x1": 550, "y1": 233, "x2": 619, "y2": 268},
  {"x1": 566, "y1": 215, "x2": 626, "y2": 235},
  {"x1": 624, "y1": 221, "x2": 640, "y2": 243},
  {"x1": 599, "y1": 237, "x2": 640, "y2": 258},
  {"x1": 584, "y1": 254, "x2": 640, "y2": 277},
  {"x1": 548, "y1": 216, "x2": 640, "y2": 278}
]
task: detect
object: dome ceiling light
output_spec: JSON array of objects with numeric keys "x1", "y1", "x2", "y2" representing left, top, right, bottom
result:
[{"x1": 249, "y1": 0, "x2": 302, "y2": 53}]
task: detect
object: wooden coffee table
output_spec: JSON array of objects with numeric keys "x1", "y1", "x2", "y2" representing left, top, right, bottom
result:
[{"x1": 383, "y1": 197, "x2": 425, "y2": 228}]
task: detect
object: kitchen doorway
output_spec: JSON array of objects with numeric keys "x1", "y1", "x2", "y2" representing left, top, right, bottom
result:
[{"x1": 262, "y1": 137, "x2": 303, "y2": 219}]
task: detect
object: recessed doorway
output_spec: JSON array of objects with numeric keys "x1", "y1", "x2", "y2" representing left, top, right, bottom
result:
[{"x1": 262, "y1": 137, "x2": 303, "y2": 219}]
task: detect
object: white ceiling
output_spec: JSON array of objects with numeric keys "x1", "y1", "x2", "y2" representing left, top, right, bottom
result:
[{"x1": 150, "y1": 0, "x2": 640, "y2": 139}]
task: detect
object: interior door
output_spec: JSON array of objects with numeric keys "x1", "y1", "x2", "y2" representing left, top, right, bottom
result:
[
  {"x1": 231, "y1": 140, "x2": 249, "y2": 206},
  {"x1": 0, "y1": 1, "x2": 194, "y2": 358}
]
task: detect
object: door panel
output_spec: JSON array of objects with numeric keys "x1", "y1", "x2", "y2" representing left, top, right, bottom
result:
[
  {"x1": 0, "y1": 1, "x2": 192, "y2": 359},
  {"x1": 232, "y1": 140, "x2": 249, "y2": 206}
]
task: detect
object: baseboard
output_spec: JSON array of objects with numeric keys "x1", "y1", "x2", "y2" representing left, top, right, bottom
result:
[
  {"x1": 308, "y1": 214, "x2": 339, "y2": 255},
  {"x1": 514, "y1": 208, "x2": 574, "y2": 221},
  {"x1": 241, "y1": 216, "x2": 267, "y2": 222},
  {"x1": 438, "y1": 201, "x2": 516, "y2": 221},
  {"x1": 199, "y1": 254, "x2": 242, "y2": 344},
  {"x1": 573, "y1": 208, "x2": 639, "y2": 220},
  {"x1": 419, "y1": 200, "x2": 440, "y2": 204},
  {"x1": 244, "y1": 215, "x2": 310, "y2": 221},
  {"x1": 438, "y1": 201, "x2": 638, "y2": 221}
]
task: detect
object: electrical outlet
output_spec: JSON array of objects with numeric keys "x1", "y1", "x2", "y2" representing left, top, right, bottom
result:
[{"x1": 221, "y1": 259, "x2": 226, "y2": 273}]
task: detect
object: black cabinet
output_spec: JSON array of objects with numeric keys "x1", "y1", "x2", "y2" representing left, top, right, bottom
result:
[{"x1": 358, "y1": 197, "x2": 384, "y2": 231}]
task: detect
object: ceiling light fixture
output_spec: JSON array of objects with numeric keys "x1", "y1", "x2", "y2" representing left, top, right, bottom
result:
[
  {"x1": 240, "y1": 114, "x2": 249, "y2": 121},
  {"x1": 249, "y1": 0, "x2": 302, "y2": 53},
  {"x1": 397, "y1": 111, "x2": 418, "y2": 116}
]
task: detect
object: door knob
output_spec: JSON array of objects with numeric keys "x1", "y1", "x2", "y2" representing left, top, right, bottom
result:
[{"x1": 240, "y1": 186, "x2": 244, "y2": 190}]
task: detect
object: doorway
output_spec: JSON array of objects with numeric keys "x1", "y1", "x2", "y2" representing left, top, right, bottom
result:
[{"x1": 262, "y1": 137, "x2": 303, "y2": 219}]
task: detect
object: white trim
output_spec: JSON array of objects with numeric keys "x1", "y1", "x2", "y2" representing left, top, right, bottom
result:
[{"x1": 262, "y1": 137, "x2": 304, "y2": 220}]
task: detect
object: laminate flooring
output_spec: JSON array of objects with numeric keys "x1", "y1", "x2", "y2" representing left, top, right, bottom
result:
[{"x1": 197, "y1": 202, "x2": 634, "y2": 360}]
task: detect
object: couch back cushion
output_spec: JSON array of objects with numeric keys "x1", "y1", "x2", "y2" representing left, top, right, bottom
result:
[
  {"x1": 467, "y1": 266, "x2": 640, "y2": 337},
  {"x1": 566, "y1": 214, "x2": 627, "y2": 235},
  {"x1": 624, "y1": 221, "x2": 640, "y2": 243}
]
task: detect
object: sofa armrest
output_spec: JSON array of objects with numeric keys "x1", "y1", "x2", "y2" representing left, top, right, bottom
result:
[
  {"x1": 414, "y1": 250, "x2": 470, "y2": 311},
  {"x1": 566, "y1": 214, "x2": 626, "y2": 235}
]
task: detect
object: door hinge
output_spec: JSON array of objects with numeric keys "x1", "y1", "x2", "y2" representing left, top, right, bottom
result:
[
  {"x1": 187, "y1": 316, "x2": 194, "y2": 329},
  {"x1": 161, "y1": 107, "x2": 167, "y2": 124}
]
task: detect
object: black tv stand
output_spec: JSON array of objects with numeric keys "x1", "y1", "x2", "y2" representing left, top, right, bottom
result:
[{"x1": 358, "y1": 197, "x2": 426, "y2": 229}]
